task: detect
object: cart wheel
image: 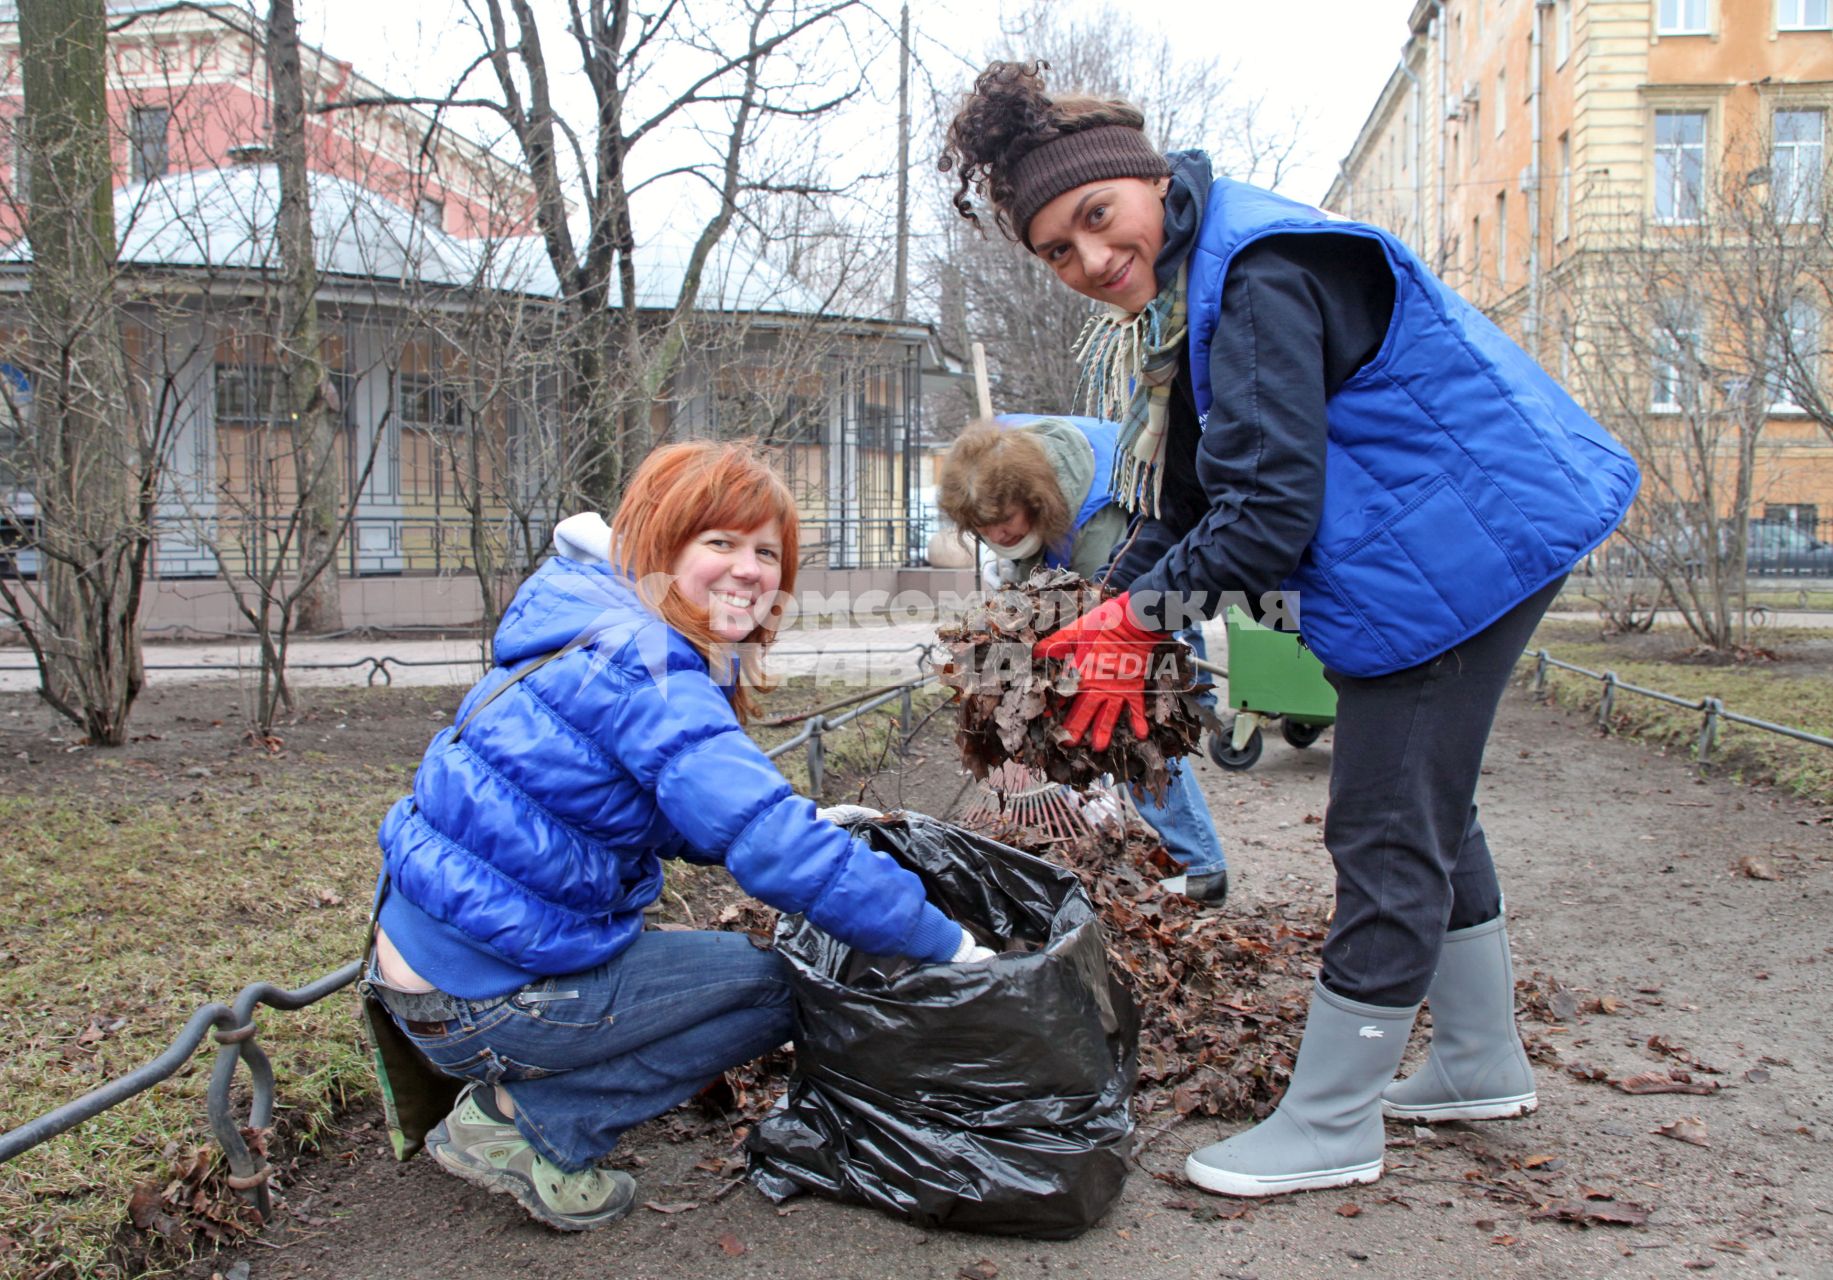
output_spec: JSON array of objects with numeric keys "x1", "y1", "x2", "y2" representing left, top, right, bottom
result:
[
  {"x1": 1208, "y1": 727, "x2": 1263, "y2": 771},
  {"x1": 1281, "y1": 719, "x2": 1326, "y2": 749}
]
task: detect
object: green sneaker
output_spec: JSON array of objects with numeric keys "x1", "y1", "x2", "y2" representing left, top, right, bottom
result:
[{"x1": 424, "y1": 1084, "x2": 637, "y2": 1232}]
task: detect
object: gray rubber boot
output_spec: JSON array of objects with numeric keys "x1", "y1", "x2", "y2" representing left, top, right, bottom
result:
[
  {"x1": 1186, "y1": 979, "x2": 1417, "y2": 1197},
  {"x1": 1382, "y1": 913, "x2": 1538, "y2": 1122}
]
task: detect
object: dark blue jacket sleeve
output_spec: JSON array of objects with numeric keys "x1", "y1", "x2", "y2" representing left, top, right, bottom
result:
[{"x1": 1128, "y1": 234, "x2": 1392, "y2": 627}]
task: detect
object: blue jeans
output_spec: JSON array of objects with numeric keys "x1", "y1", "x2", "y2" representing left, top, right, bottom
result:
[
  {"x1": 398, "y1": 929, "x2": 793, "y2": 1170},
  {"x1": 1132, "y1": 626, "x2": 1227, "y2": 876}
]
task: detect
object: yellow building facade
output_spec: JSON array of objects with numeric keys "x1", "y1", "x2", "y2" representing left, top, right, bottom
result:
[{"x1": 1328, "y1": 0, "x2": 1833, "y2": 550}]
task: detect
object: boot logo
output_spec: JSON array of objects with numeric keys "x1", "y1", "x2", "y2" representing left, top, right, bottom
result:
[{"x1": 1358, "y1": 1025, "x2": 1384, "y2": 1039}]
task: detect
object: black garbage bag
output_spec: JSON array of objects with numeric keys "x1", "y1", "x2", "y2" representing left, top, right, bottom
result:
[{"x1": 745, "y1": 813, "x2": 1138, "y2": 1239}]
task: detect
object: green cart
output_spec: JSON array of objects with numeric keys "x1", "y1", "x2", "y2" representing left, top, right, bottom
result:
[{"x1": 1203, "y1": 606, "x2": 1337, "y2": 771}]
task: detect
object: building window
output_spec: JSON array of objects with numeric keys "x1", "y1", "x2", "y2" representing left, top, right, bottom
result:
[
  {"x1": 1651, "y1": 304, "x2": 1703, "y2": 412},
  {"x1": 214, "y1": 363, "x2": 283, "y2": 426},
  {"x1": 130, "y1": 106, "x2": 169, "y2": 183},
  {"x1": 1470, "y1": 104, "x2": 1481, "y2": 164},
  {"x1": 1654, "y1": 110, "x2": 1706, "y2": 223},
  {"x1": 416, "y1": 195, "x2": 444, "y2": 227},
  {"x1": 1557, "y1": 132, "x2": 1572, "y2": 240},
  {"x1": 1772, "y1": 109, "x2": 1824, "y2": 223},
  {"x1": 1657, "y1": 0, "x2": 1708, "y2": 32},
  {"x1": 1495, "y1": 69, "x2": 1507, "y2": 137},
  {"x1": 1470, "y1": 213, "x2": 1482, "y2": 283},
  {"x1": 5, "y1": 116, "x2": 28, "y2": 205},
  {"x1": 1556, "y1": 0, "x2": 1572, "y2": 65},
  {"x1": 399, "y1": 373, "x2": 468, "y2": 431},
  {"x1": 1778, "y1": 0, "x2": 1830, "y2": 29},
  {"x1": 1767, "y1": 302, "x2": 1820, "y2": 411},
  {"x1": 1496, "y1": 191, "x2": 1508, "y2": 285}
]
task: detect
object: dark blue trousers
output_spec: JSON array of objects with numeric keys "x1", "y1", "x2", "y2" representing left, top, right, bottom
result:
[{"x1": 1318, "y1": 576, "x2": 1564, "y2": 1007}]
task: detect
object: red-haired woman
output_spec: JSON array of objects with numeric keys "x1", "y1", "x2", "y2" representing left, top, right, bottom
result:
[
  {"x1": 942, "y1": 63, "x2": 1639, "y2": 1198},
  {"x1": 364, "y1": 441, "x2": 986, "y2": 1231}
]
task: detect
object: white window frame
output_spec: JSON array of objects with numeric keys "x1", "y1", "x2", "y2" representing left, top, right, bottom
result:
[
  {"x1": 1778, "y1": 0, "x2": 1830, "y2": 30},
  {"x1": 1496, "y1": 191, "x2": 1508, "y2": 285},
  {"x1": 1556, "y1": 133, "x2": 1572, "y2": 240},
  {"x1": 1657, "y1": 0, "x2": 1709, "y2": 33},
  {"x1": 1771, "y1": 108, "x2": 1825, "y2": 224},
  {"x1": 1495, "y1": 69, "x2": 1507, "y2": 137},
  {"x1": 130, "y1": 105, "x2": 169, "y2": 184},
  {"x1": 1654, "y1": 109, "x2": 1707, "y2": 224},
  {"x1": 1651, "y1": 306, "x2": 1704, "y2": 413},
  {"x1": 1768, "y1": 302, "x2": 1820, "y2": 412},
  {"x1": 1556, "y1": 0, "x2": 1572, "y2": 66}
]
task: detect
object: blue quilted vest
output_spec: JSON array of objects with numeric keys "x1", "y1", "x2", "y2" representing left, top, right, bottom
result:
[
  {"x1": 993, "y1": 413, "x2": 1118, "y2": 569},
  {"x1": 1185, "y1": 179, "x2": 1640, "y2": 676}
]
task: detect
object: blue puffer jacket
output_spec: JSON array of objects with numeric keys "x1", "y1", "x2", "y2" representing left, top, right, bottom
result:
[{"x1": 376, "y1": 554, "x2": 963, "y2": 999}]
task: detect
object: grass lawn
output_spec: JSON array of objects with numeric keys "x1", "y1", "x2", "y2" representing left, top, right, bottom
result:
[
  {"x1": 0, "y1": 676, "x2": 936, "y2": 1279},
  {"x1": 1524, "y1": 619, "x2": 1833, "y2": 804}
]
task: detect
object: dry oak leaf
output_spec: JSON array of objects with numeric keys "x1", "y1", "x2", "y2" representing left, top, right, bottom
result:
[
  {"x1": 1654, "y1": 1117, "x2": 1710, "y2": 1146},
  {"x1": 1738, "y1": 854, "x2": 1781, "y2": 881},
  {"x1": 1530, "y1": 1198, "x2": 1653, "y2": 1228},
  {"x1": 1616, "y1": 1071, "x2": 1719, "y2": 1096}
]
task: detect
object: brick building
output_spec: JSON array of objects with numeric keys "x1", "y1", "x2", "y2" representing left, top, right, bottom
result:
[{"x1": 1328, "y1": 0, "x2": 1833, "y2": 568}]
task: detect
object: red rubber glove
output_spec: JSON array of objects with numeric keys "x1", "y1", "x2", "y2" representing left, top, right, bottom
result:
[{"x1": 1032, "y1": 592, "x2": 1168, "y2": 751}]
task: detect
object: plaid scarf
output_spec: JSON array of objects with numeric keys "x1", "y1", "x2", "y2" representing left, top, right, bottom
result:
[{"x1": 1072, "y1": 264, "x2": 1187, "y2": 517}]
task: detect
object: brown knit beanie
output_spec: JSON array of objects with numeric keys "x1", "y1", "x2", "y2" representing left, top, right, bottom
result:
[{"x1": 1009, "y1": 124, "x2": 1169, "y2": 248}]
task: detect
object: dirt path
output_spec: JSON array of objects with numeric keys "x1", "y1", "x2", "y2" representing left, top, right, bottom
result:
[{"x1": 188, "y1": 689, "x2": 1832, "y2": 1280}]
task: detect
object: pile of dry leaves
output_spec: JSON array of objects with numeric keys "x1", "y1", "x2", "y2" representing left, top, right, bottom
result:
[
  {"x1": 971, "y1": 809, "x2": 1321, "y2": 1126},
  {"x1": 936, "y1": 569, "x2": 1208, "y2": 804}
]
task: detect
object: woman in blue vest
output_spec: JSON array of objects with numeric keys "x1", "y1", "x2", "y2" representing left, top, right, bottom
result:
[
  {"x1": 941, "y1": 63, "x2": 1638, "y2": 1198},
  {"x1": 939, "y1": 413, "x2": 1229, "y2": 903}
]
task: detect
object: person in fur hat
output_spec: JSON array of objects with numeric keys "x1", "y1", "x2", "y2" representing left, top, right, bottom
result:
[{"x1": 940, "y1": 412, "x2": 1228, "y2": 903}]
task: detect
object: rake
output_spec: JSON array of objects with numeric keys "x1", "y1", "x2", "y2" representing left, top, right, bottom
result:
[{"x1": 958, "y1": 760, "x2": 1129, "y2": 845}]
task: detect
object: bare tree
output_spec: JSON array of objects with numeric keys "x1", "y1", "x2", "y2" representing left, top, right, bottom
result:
[
  {"x1": 1550, "y1": 147, "x2": 1829, "y2": 651},
  {"x1": 3, "y1": 0, "x2": 145, "y2": 745},
  {"x1": 265, "y1": 0, "x2": 342, "y2": 632},
  {"x1": 929, "y1": 2, "x2": 1301, "y2": 417},
  {"x1": 317, "y1": 0, "x2": 886, "y2": 515}
]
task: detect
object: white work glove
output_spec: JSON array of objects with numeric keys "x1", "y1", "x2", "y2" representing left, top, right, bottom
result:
[
  {"x1": 815, "y1": 804, "x2": 882, "y2": 825},
  {"x1": 951, "y1": 929, "x2": 997, "y2": 963}
]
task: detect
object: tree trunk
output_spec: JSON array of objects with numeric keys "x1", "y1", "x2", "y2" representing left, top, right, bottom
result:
[
  {"x1": 20, "y1": 0, "x2": 143, "y2": 745},
  {"x1": 267, "y1": 0, "x2": 342, "y2": 632}
]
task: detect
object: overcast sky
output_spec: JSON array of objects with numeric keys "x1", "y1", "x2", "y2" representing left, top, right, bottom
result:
[{"x1": 299, "y1": 0, "x2": 1420, "y2": 210}]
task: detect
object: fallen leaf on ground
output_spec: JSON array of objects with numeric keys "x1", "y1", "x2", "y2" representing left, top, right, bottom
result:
[
  {"x1": 643, "y1": 1201, "x2": 699, "y2": 1214},
  {"x1": 1737, "y1": 855, "x2": 1780, "y2": 881},
  {"x1": 717, "y1": 1233, "x2": 746, "y2": 1257},
  {"x1": 958, "y1": 1263, "x2": 998, "y2": 1280},
  {"x1": 1654, "y1": 1117, "x2": 1710, "y2": 1146},
  {"x1": 1529, "y1": 1198, "x2": 1653, "y2": 1228},
  {"x1": 1615, "y1": 1070, "x2": 1719, "y2": 1096},
  {"x1": 1335, "y1": 1203, "x2": 1362, "y2": 1218}
]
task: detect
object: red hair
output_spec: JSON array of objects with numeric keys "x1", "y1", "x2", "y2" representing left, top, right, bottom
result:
[{"x1": 610, "y1": 440, "x2": 799, "y2": 722}]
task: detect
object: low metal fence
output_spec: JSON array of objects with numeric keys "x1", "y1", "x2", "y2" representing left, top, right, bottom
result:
[
  {"x1": 1528, "y1": 648, "x2": 1833, "y2": 762},
  {"x1": 0, "y1": 657, "x2": 941, "y2": 1222}
]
